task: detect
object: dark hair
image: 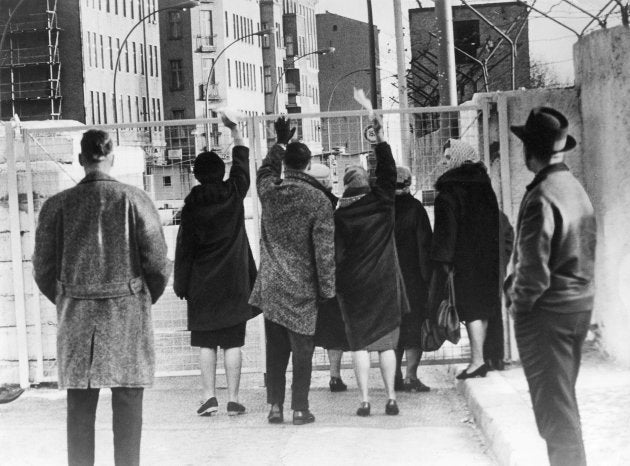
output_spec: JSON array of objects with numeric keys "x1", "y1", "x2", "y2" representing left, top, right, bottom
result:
[
  {"x1": 80, "y1": 129, "x2": 113, "y2": 163},
  {"x1": 193, "y1": 151, "x2": 225, "y2": 183},
  {"x1": 284, "y1": 142, "x2": 311, "y2": 170}
]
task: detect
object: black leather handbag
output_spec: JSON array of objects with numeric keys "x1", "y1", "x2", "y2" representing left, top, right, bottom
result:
[{"x1": 436, "y1": 271, "x2": 461, "y2": 344}]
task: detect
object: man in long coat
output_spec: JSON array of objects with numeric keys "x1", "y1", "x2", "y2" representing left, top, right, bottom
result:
[
  {"x1": 33, "y1": 130, "x2": 169, "y2": 466},
  {"x1": 249, "y1": 118, "x2": 335, "y2": 425},
  {"x1": 506, "y1": 107, "x2": 596, "y2": 466}
]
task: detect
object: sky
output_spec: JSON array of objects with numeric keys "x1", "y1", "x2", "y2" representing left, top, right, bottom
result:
[{"x1": 316, "y1": 0, "x2": 624, "y2": 85}]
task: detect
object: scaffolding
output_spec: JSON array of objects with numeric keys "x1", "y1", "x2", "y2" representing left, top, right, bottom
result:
[{"x1": 0, "y1": 0, "x2": 62, "y2": 120}]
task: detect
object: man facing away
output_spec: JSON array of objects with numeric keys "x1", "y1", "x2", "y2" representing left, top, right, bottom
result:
[
  {"x1": 249, "y1": 117, "x2": 336, "y2": 425},
  {"x1": 33, "y1": 130, "x2": 170, "y2": 466},
  {"x1": 505, "y1": 107, "x2": 597, "y2": 466}
]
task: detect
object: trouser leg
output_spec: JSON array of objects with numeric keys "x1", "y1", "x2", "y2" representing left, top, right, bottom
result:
[
  {"x1": 265, "y1": 319, "x2": 291, "y2": 407},
  {"x1": 515, "y1": 310, "x2": 591, "y2": 466},
  {"x1": 112, "y1": 387, "x2": 144, "y2": 466},
  {"x1": 67, "y1": 388, "x2": 100, "y2": 466},
  {"x1": 288, "y1": 330, "x2": 315, "y2": 411}
]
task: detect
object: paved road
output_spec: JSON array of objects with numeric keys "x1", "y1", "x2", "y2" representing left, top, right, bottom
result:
[{"x1": 1, "y1": 366, "x2": 496, "y2": 465}]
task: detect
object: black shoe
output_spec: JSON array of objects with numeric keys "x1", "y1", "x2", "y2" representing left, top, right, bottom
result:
[
  {"x1": 292, "y1": 410, "x2": 315, "y2": 425},
  {"x1": 197, "y1": 397, "x2": 218, "y2": 416},
  {"x1": 394, "y1": 377, "x2": 405, "y2": 392},
  {"x1": 329, "y1": 377, "x2": 348, "y2": 392},
  {"x1": 456, "y1": 364, "x2": 489, "y2": 380},
  {"x1": 356, "y1": 402, "x2": 371, "y2": 417},
  {"x1": 404, "y1": 378, "x2": 431, "y2": 392},
  {"x1": 227, "y1": 401, "x2": 246, "y2": 416},
  {"x1": 267, "y1": 404, "x2": 283, "y2": 424},
  {"x1": 385, "y1": 399, "x2": 399, "y2": 416}
]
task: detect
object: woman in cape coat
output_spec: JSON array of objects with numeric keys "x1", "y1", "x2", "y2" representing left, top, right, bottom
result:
[
  {"x1": 335, "y1": 120, "x2": 410, "y2": 416},
  {"x1": 174, "y1": 118, "x2": 259, "y2": 416}
]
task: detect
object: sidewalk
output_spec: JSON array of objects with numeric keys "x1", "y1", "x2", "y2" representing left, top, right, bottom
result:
[
  {"x1": 1, "y1": 365, "x2": 496, "y2": 465},
  {"x1": 458, "y1": 341, "x2": 630, "y2": 466}
]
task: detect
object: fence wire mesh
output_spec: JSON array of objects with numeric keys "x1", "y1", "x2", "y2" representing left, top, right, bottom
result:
[{"x1": 14, "y1": 106, "x2": 486, "y2": 380}]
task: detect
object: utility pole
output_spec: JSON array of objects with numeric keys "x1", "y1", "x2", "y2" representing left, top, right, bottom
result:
[
  {"x1": 435, "y1": 0, "x2": 457, "y2": 106},
  {"x1": 393, "y1": 0, "x2": 412, "y2": 168},
  {"x1": 367, "y1": 0, "x2": 378, "y2": 110}
]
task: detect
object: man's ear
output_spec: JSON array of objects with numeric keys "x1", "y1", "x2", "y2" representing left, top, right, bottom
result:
[{"x1": 78, "y1": 152, "x2": 86, "y2": 167}]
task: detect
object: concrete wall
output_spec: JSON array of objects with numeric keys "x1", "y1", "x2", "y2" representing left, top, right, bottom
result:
[{"x1": 574, "y1": 25, "x2": 630, "y2": 365}]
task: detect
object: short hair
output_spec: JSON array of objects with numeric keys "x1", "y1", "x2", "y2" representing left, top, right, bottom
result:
[
  {"x1": 80, "y1": 129, "x2": 113, "y2": 163},
  {"x1": 193, "y1": 151, "x2": 225, "y2": 183},
  {"x1": 284, "y1": 142, "x2": 311, "y2": 170}
]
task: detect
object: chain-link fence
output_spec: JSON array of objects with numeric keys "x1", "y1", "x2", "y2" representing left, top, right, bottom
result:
[{"x1": 6, "y1": 105, "x2": 490, "y2": 383}]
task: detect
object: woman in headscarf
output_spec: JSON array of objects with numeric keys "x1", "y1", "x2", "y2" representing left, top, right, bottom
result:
[
  {"x1": 335, "y1": 119, "x2": 409, "y2": 417},
  {"x1": 430, "y1": 139, "x2": 500, "y2": 379}
]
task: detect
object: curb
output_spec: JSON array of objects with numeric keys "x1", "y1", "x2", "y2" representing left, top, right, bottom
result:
[{"x1": 457, "y1": 372, "x2": 549, "y2": 466}]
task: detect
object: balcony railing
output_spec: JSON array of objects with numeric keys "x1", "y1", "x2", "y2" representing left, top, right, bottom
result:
[
  {"x1": 196, "y1": 35, "x2": 216, "y2": 52},
  {"x1": 199, "y1": 83, "x2": 220, "y2": 101}
]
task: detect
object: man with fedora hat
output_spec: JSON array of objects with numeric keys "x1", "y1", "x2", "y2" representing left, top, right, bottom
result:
[{"x1": 505, "y1": 107, "x2": 597, "y2": 466}]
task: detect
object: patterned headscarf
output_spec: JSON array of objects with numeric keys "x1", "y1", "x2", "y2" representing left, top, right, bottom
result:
[{"x1": 443, "y1": 139, "x2": 478, "y2": 170}]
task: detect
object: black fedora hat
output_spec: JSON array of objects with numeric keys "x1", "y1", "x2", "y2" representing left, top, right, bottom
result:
[{"x1": 510, "y1": 106, "x2": 576, "y2": 154}]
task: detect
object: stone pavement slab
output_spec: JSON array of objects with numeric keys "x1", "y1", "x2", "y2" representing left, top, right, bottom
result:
[{"x1": 0, "y1": 366, "x2": 496, "y2": 466}]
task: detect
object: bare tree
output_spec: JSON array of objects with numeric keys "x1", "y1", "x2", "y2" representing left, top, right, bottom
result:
[{"x1": 529, "y1": 57, "x2": 569, "y2": 89}]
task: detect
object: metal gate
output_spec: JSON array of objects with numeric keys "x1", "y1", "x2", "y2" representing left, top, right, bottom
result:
[{"x1": 4, "y1": 102, "x2": 507, "y2": 385}]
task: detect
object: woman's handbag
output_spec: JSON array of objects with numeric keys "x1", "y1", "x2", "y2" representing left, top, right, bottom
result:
[
  {"x1": 420, "y1": 318, "x2": 446, "y2": 351},
  {"x1": 436, "y1": 270, "x2": 461, "y2": 344}
]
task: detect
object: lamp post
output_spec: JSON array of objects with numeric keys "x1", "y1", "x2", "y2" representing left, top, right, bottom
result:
[
  {"x1": 271, "y1": 47, "x2": 335, "y2": 114},
  {"x1": 203, "y1": 27, "x2": 275, "y2": 148},
  {"x1": 113, "y1": 0, "x2": 199, "y2": 142}
]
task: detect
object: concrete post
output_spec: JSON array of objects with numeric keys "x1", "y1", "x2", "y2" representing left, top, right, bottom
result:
[
  {"x1": 393, "y1": 0, "x2": 412, "y2": 169},
  {"x1": 435, "y1": 0, "x2": 458, "y2": 106}
]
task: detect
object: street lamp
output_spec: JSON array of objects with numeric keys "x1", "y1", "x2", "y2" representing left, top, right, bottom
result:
[
  {"x1": 112, "y1": 0, "x2": 199, "y2": 137},
  {"x1": 271, "y1": 47, "x2": 335, "y2": 114},
  {"x1": 202, "y1": 27, "x2": 276, "y2": 148}
]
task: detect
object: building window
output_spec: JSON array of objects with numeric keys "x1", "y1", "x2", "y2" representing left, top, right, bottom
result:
[
  {"x1": 332, "y1": 25, "x2": 337, "y2": 32},
  {"x1": 200, "y1": 10, "x2": 213, "y2": 44},
  {"x1": 102, "y1": 91, "x2": 108, "y2": 123},
  {"x1": 87, "y1": 32, "x2": 92, "y2": 67},
  {"x1": 90, "y1": 91, "x2": 95, "y2": 124},
  {"x1": 163, "y1": 176, "x2": 172, "y2": 187},
  {"x1": 108, "y1": 36, "x2": 113, "y2": 69},
  {"x1": 202, "y1": 57, "x2": 215, "y2": 85},
  {"x1": 256, "y1": 22, "x2": 260, "y2": 46},
  {"x1": 142, "y1": 96, "x2": 147, "y2": 121},
  {"x1": 152, "y1": 97, "x2": 156, "y2": 121},
  {"x1": 275, "y1": 22, "x2": 281, "y2": 45},
  {"x1": 130, "y1": 0, "x2": 134, "y2": 19},
  {"x1": 225, "y1": 11, "x2": 229, "y2": 37},
  {"x1": 119, "y1": 95, "x2": 124, "y2": 122},
  {"x1": 169, "y1": 11, "x2": 182, "y2": 39},
  {"x1": 172, "y1": 109, "x2": 185, "y2": 119},
  {"x1": 149, "y1": 45, "x2": 154, "y2": 76},
  {"x1": 262, "y1": 22, "x2": 270, "y2": 48},
  {"x1": 264, "y1": 66, "x2": 272, "y2": 94},
  {"x1": 135, "y1": 96, "x2": 140, "y2": 121},
  {"x1": 106, "y1": 0, "x2": 110, "y2": 13},
  {"x1": 157, "y1": 98, "x2": 161, "y2": 121},
  {"x1": 127, "y1": 95, "x2": 132, "y2": 122},
  {"x1": 232, "y1": 14, "x2": 237, "y2": 38},
  {"x1": 140, "y1": 43, "x2": 145, "y2": 75},
  {"x1": 154, "y1": 46, "x2": 159, "y2": 77},
  {"x1": 453, "y1": 20, "x2": 480, "y2": 65},
  {"x1": 116, "y1": 38, "x2": 121, "y2": 70},
  {"x1": 125, "y1": 42, "x2": 129, "y2": 72},
  {"x1": 227, "y1": 58, "x2": 231, "y2": 86},
  {"x1": 170, "y1": 60, "x2": 183, "y2": 90},
  {"x1": 122, "y1": 0, "x2": 126, "y2": 17},
  {"x1": 132, "y1": 42, "x2": 137, "y2": 73}
]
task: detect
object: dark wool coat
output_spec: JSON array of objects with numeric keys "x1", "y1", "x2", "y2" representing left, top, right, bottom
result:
[
  {"x1": 505, "y1": 163, "x2": 596, "y2": 315},
  {"x1": 249, "y1": 144, "x2": 336, "y2": 336},
  {"x1": 430, "y1": 163, "x2": 500, "y2": 323},
  {"x1": 394, "y1": 193, "x2": 433, "y2": 347},
  {"x1": 33, "y1": 172, "x2": 170, "y2": 389},
  {"x1": 335, "y1": 142, "x2": 410, "y2": 351},
  {"x1": 174, "y1": 146, "x2": 259, "y2": 331}
]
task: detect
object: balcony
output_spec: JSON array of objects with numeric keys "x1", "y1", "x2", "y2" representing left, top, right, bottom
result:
[
  {"x1": 198, "y1": 83, "x2": 221, "y2": 101},
  {"x1": 196, "y1": 35, "x2": 216, "y2": 53}
]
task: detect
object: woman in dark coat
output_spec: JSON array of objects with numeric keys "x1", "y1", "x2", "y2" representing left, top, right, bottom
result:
[
  {"x1": 431, "y1": 139, "x2": 500, "y2": 380},
  {"x1": 335, "y1": 119, "x2": 410, "y2": 416},
  {"x1": 174, "y1": 116, "x2": 259, "y2": 416},
  {"x1": 308, "y1": 163, "x2": 350, "y2": 393},
  {"x1": 393, "y1": 166, "x2": 433, "y2": 392}
]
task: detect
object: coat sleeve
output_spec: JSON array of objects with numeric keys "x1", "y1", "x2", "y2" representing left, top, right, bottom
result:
[
  {"x1": 229, "y1": 145, "x2": 250, "y2": 199},
  {"x1": 312, "y1": 198, "x2": 336, "y2": 299},
  {"x1": 431, "y1": 192, "x2": 458, "y2": 264},
  {"x1": 134, "y1": 192, "x2": 170, "y2": 304},
  {"x1": 173, "y1": 207, "x2": 195, "y2": 299},
  {"x1": 416, "y1": 203, "x2": 434, "y2": 284},
  {"x1": 374, "y1": 142, "x2": 397, "y2": 201},
  {"x1": 32, "y1": 197, "x2": 59, "y2": 304},
  {"x1": 256, "y1": 144, "x2": 284, "y2": 199},
  {"x1": 507, "y1": 197, "x2": 554, "y2": 314}
]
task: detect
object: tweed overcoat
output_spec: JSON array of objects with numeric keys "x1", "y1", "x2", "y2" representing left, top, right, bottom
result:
[
  {"x1": 249, "y1": 144, "x2": 336, "y2": 335},
  {"x1": 174, "y1": 146, "x2": 259, "y2": 331},
  {"x1": 334, "y1": 142, "x2": 410, "y2": 351},
  {"x1": 430, "y1": 162, "x2": 500, "y2": 323},
  {"x1": 33, "y1": 172, "x2": 170, "y2": 389}
]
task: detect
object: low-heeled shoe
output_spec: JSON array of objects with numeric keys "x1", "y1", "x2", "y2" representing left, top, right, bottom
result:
[
  {"x1": 227, "y1": 401, "x2": 246, "y2": 416},
  {"x1": 356, "y1": 402, "x2": 371, "y2": 417},
  {"x1": 456, "y1": 364, "x2": 489, "y2": 380},
  {"x1": 385, "y1": 399, "x2": 399, "y2": 415},
  {"x1": 292, "y1": 410, "x2": 315, "y2": 425},
  {"x1": 267, "y1": 404, "x2": 283, "y2": 424},
  {"x1": 197, "y1": 397, "x2": 218, "y2": 416},
  {"x1": 329, "y1": 377, "x2": 348, "y2": 392}
]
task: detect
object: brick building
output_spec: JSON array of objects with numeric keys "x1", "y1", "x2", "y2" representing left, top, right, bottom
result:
[
  {"x1": 0, "y1": 0, "x2": 164, "y2": 136},
  {"x1": 408, "y1": 1, "x2": 530, "y2": 107}
]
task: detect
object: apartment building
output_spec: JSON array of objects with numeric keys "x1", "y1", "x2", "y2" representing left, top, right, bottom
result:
[{"x1": 0, "y1": 0, "x2": 164, "y2": 136}]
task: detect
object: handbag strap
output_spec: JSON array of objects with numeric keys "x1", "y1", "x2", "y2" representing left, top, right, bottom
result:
[{"x1": 447, "y1": 270, "x2": 456, "y2": 307}]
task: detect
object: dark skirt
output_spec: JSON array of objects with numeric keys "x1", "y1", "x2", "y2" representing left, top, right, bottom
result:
[
  {"x1": 314, "y1": 297, "x2": 349, "y2": 351},
  {"x1": 191, "y1": 321, "x2": 246, "y2": 349},
  {"x1": 363, "y1": 327, "x2": 400, "y2": 352}
]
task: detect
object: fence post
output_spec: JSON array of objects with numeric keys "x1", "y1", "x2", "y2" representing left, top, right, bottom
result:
[
  {"x1": 23, "y1": 130, "x2": 44, "y2": 383},
  {"x1": 6, "y1": 121, "x2": 30, "y2": 388}
]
